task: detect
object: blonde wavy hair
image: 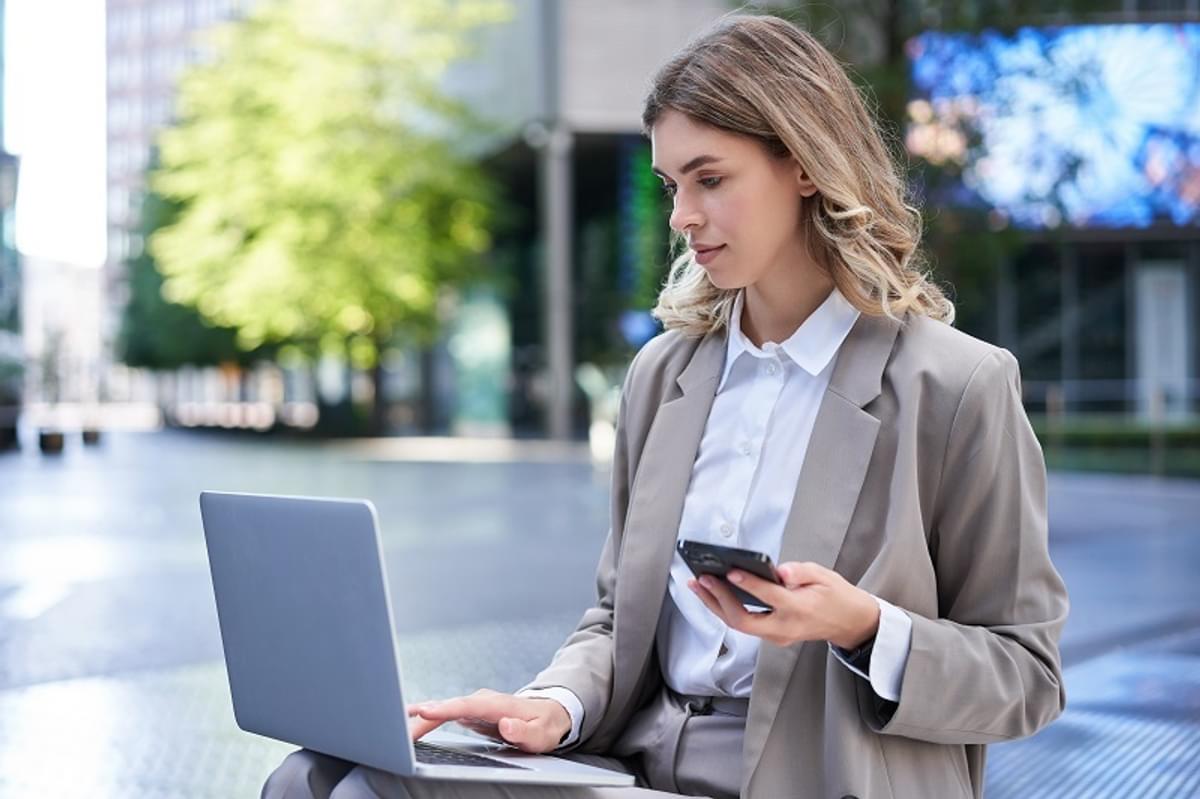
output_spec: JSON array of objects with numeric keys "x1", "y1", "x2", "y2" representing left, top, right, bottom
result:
[{"x1": 642, "y1": 13, "x2": 954, "y2": 335}]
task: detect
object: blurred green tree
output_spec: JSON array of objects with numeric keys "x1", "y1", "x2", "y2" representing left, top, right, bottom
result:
[
  {"x1": 151, "y1": 0, "x2": 509, "y2": 433},
  {"x1": 118, "y1": 186, "x2": 246, "y2": 370}
]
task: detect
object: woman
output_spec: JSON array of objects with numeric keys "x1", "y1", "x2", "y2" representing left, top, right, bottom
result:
[{"x1": 265, "y1": 12, "x2": 1068, "y2": 799}]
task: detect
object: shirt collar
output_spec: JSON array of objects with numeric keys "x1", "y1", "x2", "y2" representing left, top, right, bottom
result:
[{"x1": 719, "y1": 287, "x2": 861, "y2": 391}]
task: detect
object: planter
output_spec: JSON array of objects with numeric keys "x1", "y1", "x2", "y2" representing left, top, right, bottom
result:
[
  {"x1": 0, "y1": 405, "x2": 18, "y2": 451},
  {"x1": 38, "y1": 430, "x2": 65, "y2": 454}
]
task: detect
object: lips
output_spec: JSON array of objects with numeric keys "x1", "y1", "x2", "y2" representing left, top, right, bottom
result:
[{"x1": 692, "y1": 244, "x2": 725, "y2": 265}]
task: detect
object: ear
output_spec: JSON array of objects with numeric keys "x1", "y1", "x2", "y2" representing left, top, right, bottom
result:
[{"x1": 793, "y1": 162, "x2": 818, "y2": 198}]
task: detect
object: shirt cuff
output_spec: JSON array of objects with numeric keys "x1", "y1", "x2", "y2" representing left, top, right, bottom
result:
[
  {"x1": 829, "y1": 596, "x2": 912, "y2": 703},
  {"x1": 516, "y1": 687, "x2": 585, "y2": 748}
]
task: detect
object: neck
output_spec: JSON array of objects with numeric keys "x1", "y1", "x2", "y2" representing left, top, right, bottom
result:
[{"x1": 739, "y1": 263, "x2": 835, "y2": 349}]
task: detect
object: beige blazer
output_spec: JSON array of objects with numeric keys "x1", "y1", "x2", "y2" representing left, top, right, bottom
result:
[{"x1": 524, "y1": 312, "x2": 1069, "y2": 799}]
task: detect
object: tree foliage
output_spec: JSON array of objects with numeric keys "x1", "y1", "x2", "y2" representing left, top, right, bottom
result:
[
  {"x1": 118, "y1": 187, "x2": 246, "y2": 370},
  {"x1": 150, "y1": 0, "x2": 509, "y2": 368}
]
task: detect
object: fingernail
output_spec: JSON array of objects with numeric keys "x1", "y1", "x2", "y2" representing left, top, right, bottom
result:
[
  {"x1": 728, "y1": 571, "x2": 743, "y2": 583},
  {"x1": 699, "y1": 576, "x2": 714, "y2": 588}
]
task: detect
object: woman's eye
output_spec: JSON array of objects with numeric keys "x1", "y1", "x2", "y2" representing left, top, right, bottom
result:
[
  {"x1": 699, "y1": 176, "x2": 722, "y2": 189},
  {"x1": 661, "y1": 183, "x2": 678, "y2": 197}
]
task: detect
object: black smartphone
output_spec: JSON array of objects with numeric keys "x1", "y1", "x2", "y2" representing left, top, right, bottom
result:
[{"x1": 676, "y1": 539, "x2": 781, "y2": 610}]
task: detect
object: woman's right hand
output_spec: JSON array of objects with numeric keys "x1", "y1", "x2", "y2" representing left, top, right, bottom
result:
[{"x1": 407, "y1": 688, "x2": 572, "y2": 753}]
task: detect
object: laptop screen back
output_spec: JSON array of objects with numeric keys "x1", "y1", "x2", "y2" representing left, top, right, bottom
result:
[{"x1": 200, "y1": 491, "x2": 418, "y2": 775}]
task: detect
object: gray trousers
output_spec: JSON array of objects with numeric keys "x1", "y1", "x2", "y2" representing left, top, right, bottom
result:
[{"x1": 261, "y1": 687, "x2": 747, "y2": 799}]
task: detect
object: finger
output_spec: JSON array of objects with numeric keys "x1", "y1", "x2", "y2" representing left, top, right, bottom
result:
[
  {"x1": 497, "y1": 716, "x2": 554, "y2": 753},
  {"x1": 416, "y1": 693, "x2": 518, "y2": 724},
  {"x1": 408, "y1": 714, "x2": 446, "y2": 741},
  {"x1": 697, "y1": 576, "x2": 783, "y2": 639},
  {"x1": 727, "y1": 569, "x2": 790, "y2": 607},
  {"x1": 775, "y1": 561, "x2": 828, "y2": 588},
  {"x1": 697, "y1": 575, "x2": 757, "y2": 628},
  {"x1": 689, "y1": 578, "x2": 731, "y2": 622}
]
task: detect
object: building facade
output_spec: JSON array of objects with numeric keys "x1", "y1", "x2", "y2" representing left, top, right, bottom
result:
[
  {"x1": 104, "y1": 0, "x2": 252, "y2": 380},
  {"x1": 0, "y1": 0, "x2": 23, "y2": 446},
  {"x1": 20, "y1": 256, "x2": 105, "y2": 406},
  {"x1": 906, "y1": 15, "x2": 1200, "y2": 422},
  {"x1": 446, "y1": 0, "x2": 731, "y2": 436}
]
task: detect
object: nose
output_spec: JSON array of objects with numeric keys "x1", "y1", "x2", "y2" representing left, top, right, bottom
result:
[{"x1": 668, "y1": 192, "x2": 703, "y2": 234}]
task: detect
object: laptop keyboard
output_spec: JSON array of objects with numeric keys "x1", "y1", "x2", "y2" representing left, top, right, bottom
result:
[{"x1": 414, "y1": 740, "x2": 529, "y2": 770}]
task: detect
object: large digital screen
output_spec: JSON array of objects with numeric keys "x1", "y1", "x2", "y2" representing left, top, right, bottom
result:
[{"x1": 907, "y1": 24, "x2": 1200, "y2": 229}]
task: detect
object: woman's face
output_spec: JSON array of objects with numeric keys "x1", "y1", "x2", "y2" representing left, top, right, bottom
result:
[{"x1": 650, "y1": 109, "x2": 817, "y2": 291}]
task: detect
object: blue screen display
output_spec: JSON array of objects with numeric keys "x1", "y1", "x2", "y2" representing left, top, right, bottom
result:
[{"x1": 907, "y1": 24, "x2": 1200, "y2": 229}]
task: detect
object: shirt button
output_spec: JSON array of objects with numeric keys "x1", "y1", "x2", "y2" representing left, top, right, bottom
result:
[
  {"x1": 766, "y1": 362, "x2": 778, "y2": 375},
  {"x1": 719, "y1": 523, "x2": 733, "y2": 538},
  {"x1": 739, "y1": 442, "x2": 752, "y2": 456}
]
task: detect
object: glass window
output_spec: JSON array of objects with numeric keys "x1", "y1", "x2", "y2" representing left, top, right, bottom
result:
[
  {"x1": 1014, "y1": 243, "x2": 1064, "y2": 410},
  {"x1": 1077, "y1": 243, "x2": 1128, "y2": 412}
]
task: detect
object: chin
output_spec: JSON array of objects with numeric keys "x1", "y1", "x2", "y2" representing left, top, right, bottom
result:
[{"x1": 703, "y1": 270, "x2": 749, "y2": 292}]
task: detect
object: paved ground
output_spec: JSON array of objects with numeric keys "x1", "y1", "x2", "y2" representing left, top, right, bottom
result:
[{"x1": 0, "y1": 430, "x2": 1197, "y2": 798}]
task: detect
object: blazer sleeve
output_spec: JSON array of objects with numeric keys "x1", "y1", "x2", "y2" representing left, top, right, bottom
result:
[
  {"x1": 862, "y1": 348, "x2": 1069, "y2": 745},
  {"x1": 517, "y1": 348, "x2": 641, "y2": 745}
]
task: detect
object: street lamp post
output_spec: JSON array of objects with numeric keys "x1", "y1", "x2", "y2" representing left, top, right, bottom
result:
[{"x1": 534, "y1": 0, "x2": 574, "y2": 441}]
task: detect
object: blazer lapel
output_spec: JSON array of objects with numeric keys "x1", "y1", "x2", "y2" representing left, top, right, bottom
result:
[
  {"x1": 742, "y1": 313, "x2": 901, "y2": 790},
  {"x1": 609, "y1": 331, "x2": 725, "y2": 721}
]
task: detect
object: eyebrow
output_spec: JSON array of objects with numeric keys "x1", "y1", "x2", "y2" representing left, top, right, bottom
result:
[{"x1": 650, "y1": 154, "x2": 723, "y2": 180}]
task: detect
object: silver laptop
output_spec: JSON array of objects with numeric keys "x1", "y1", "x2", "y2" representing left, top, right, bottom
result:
[{"x1": 199, "y1": 490, "x2": 634, "y2": 786}]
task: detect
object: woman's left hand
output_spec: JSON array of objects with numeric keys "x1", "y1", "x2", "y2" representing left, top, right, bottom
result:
[{"x1": 688, "y1": 561, "x2": 880, "y2": 651}]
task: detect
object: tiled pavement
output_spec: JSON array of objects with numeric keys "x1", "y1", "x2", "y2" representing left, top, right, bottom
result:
[
  {"x1": 0, "y1": 616, "x2": 582, "y2": 798},
  {"x1": 1, "y1": 431, "x2": 1198, "y2": 797},
  {"x1": 988, "y1": 628, "x2": 1200, "y2": 798}
]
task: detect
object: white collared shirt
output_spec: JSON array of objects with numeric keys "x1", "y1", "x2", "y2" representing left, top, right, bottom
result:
[{"x1": 527, "y1": 288, "x2": 912, "y2": 746}]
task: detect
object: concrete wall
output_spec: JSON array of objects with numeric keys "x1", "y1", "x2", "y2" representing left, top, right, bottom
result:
[
  {"x1": 559, "y1": 0, "x2": 728, "y2": 133},
  {"x1": 448, "y1": 0, "x2": 729, "y2": 144}
]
